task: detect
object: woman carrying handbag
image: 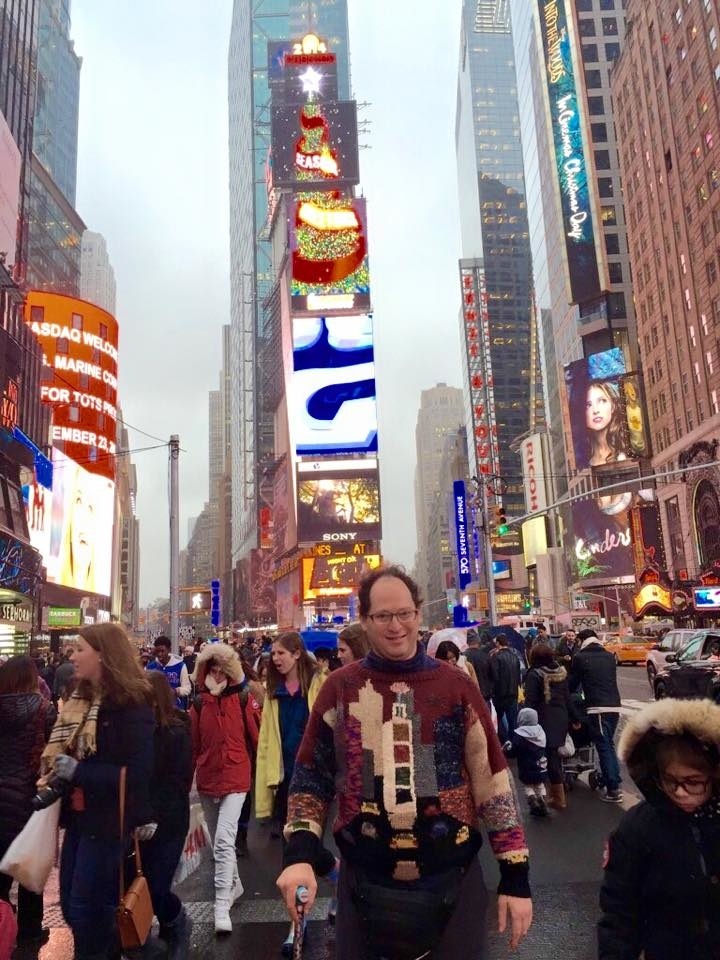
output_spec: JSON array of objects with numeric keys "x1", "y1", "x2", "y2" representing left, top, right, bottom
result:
[{"x1": 40, "y1": 625, "x2": 155, "y2": 960}]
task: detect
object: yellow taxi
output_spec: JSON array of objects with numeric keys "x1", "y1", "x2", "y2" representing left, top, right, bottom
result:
[{"x1": 601, "y1": 634, "x2": 657, "y2": 666}]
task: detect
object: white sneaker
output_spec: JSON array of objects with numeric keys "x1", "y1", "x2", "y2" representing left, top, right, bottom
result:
[
  {"x1": 231, "y1": 875, "x2": 244, "y2": 905},
  {"x1": 214, "y1": 898, "x2": 232, "y2": 935}
]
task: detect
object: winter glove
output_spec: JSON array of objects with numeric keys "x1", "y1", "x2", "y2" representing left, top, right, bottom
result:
[
  {"x1": 53, "y1": 754, "x2": 79, "y2": 783},
  {"x1": 135, "y1": 822, "x2": 158, "y2": 842}
]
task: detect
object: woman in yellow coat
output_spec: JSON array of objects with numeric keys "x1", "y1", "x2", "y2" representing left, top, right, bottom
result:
[{"x1": 255, "y1": 632, "x2": 335, "y2": 955}]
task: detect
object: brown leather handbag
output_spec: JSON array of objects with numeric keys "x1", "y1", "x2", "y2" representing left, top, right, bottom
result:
[{"x1": 115, "y1": 767, "x2": 154, "y2": 949}]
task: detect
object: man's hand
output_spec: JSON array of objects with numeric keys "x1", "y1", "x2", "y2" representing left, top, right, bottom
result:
[
  {"x1": 276, "y1": 863, "x2": 317, "y2": 922},
  {"x1": 497, "y1": 895, "x2": 532, "y2": 950}
]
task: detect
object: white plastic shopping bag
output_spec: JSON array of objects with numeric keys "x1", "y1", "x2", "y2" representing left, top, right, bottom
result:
[
  {"x1": 173, "y1": 802, "x2": 212, "y2": 886},
  {"x1": 0, "y1": 801, "x2": 60, "y2": 894}
]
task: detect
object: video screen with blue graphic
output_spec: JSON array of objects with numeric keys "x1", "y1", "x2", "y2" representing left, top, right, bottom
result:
[{"x1": 291, "y1": 315, "x2": 377, "y2": 456}]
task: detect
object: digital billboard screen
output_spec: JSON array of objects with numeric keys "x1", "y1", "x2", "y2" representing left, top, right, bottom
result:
[
  {"x1": 694, "y1": 587, "x2": 720, "y2": 611},
  {"x1": 271, "y1": 99, "x2": 359, "y2": 190},
  {"x1": 565, "y1": 348, "x2": 649, "y2": 471},
  {"x1": 43, "y1": 449, "x2": 115, "y2": 597},
  {"x1": 302, "y1": 552, "x2": 381, "y2": 600},
  {"x1": 289, "y1": 196, "x2": 371, "y2": 316},
  {"x1": 296, "y1": 468, "x2": 381, "y2": 544},
  {"x1": 570, "y1": 487, "x2": 655, "y2": 583},
  {"x1": 291, "y1": 315, "x2": 377, "y2": 456},
  {"x1": 538, "y1": 0, "x2": 601, "y2": 304},
  {"x1": 25, "y1": 292, "x2": 119, "y2": 481}
]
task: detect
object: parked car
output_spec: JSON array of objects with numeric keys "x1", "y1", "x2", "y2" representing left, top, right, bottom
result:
[
  {"x1": 645, "y1": 628, "x2": 701, "y2": 686},
  {"x1": 601, "y1": 634, "x2": 656, "y2": 665},
  {"x1": 653, "y1": 631, "x2": 720, "y2": 702}
]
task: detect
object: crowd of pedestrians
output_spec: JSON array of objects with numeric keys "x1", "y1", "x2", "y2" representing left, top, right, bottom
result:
[{"x1": 1, "y1": 586, "x2": 719, "y2": 959}]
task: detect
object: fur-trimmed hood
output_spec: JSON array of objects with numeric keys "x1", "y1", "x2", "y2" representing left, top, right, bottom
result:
[
  {"x1": 190, "y1": 643, "x2": 245, "y2": 686},
  {"x1": 619, "y1": 698, "x2": 720, "y2": 800}
]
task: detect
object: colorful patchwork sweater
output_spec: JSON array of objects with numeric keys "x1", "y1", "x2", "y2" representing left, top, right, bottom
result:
[{"x1": 284, "y1": 647, "x2": 530, "y2": 897}]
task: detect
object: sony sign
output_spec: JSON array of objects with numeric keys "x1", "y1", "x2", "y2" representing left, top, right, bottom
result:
[
  {"x1": 520, "y1": 434, "x2": 549, "y2": 515},
  {"x1": 453, "y1": 481, "x2": 472, "y2": 590}
]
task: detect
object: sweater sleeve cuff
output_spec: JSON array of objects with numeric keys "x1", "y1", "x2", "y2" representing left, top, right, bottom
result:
[
  {"x1": 498, "y1": 859, "x2": 531, "y2": 898},
  {"x1": 282, "y1": 829, "x2": 320, "y2": 871}
]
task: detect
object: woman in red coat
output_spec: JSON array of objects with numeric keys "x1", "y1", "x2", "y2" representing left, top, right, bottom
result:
[{"x1": 190, "y1": 644, "x2": 262, "y2": 935}]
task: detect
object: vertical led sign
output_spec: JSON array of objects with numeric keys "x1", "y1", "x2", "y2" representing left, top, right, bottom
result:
[
  {"x1": 453, "y1": 480, "x2": 472, "y2": 590},
  {"x1": 538, "y1": 0, "x2": 601, "y2": 304}
]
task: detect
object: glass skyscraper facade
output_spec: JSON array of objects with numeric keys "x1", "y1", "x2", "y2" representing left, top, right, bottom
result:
[
  {"x1": 455, "y1": 0, "x2": 540, "y2": 523},
  {"x1": 228, "y1": 0, "x2": 350, "y2": 571}
]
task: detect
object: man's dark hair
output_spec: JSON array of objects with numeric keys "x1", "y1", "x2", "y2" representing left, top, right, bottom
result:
[
  {"x1": 358, "y1": 565, "x2": 422, "y2": 618},
  {"x1": 314, "y1": 646, "x2": 333, "y2": 662},
  {"x1": 529, "y1": 643, "x2": 556, "y2": 668},
  {"x1": 466, "y1": 631, "x2": 480, "y2": 646},
  {"x1": 154, "y1": 636, "x2": 171, "y2": 649},
  {"x1": 495, "y1": 632, "x2": 509, "y2": 647},
  {"x1": 577, "y1": 628, "x2": 598, "y2": 642}
]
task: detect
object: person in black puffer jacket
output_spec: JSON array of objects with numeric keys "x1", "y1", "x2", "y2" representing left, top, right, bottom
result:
[
  {"x1": 141, "y1": 671, "x2": 193, "y2": 960},
  {"x1": 489, "y1": 633, "x2": 522, "y2": 739},
  {"x1": 599, "y1": 698, "x2": 720, "y2": 960},
  {"x1": 41, "y1": 625, "x2": 154, "y2": 960},
  {"x1": 0, "y1": 656, "x2": 56, "y2": 946},
  {"x1": 524, "y1": 643, "x2": 572, "y2": 811}
]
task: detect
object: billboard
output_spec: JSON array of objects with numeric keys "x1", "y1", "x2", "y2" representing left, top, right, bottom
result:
[
  {"x1": 296, "y1": 468, "x2": 381, "y2": 544},
  {"x1": 301, "y1": 552, "x2": 381, "y2": 600},
  {"x1": 694, "y1": 587, "x2": 720, "y2": 611},
  {"x1": 290, "y1": 196, "x2": 371, "y2": 316},
  {"x1": 520, "y1": 434, "x2": 549, "y2": 514},
  {"x1": 43, "y1": 449, "x2": 115, "y2": 597},
  {"x1": 291, "y1": 315, "x2": 377, "y2": 456},
  {"x1": 523, "y1": 516, "x2": 548, "y2": 568},
  {"x1": 565, "y1": 348, "x2": 649, "y2": 471},
  {"x1": 268, "y1": 34, "x2": 339, "y2": 103},
  {"x1": 271, "y1": 99, "x2": 359, "y2": 190},
  {"x1": 570, "y1": 488, "x2": 655, "y2": 584},
  {"x1": 538, "y1": 0, "x2": 601, "y2": 304},
  {"x1": 25, "y1": 292, "x2": 119, "y2": 481},
  {"x1": 453, "y1": 481, "x2": 472, "y2": 589}
]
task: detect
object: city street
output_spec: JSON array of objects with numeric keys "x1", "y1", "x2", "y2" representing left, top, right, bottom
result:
[{"x1": 12, "y1": 667, "x2": 653, "y2": 960}]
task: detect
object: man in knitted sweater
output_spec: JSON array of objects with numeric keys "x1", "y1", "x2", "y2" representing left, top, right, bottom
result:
[{"x1": 277, "y1": 566, "x2": 532, "y2": 959}]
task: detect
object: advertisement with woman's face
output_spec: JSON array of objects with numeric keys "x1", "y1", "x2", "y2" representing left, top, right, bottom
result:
[
  {"x1": 47, "y1": 450, "x2": 114, "y2": 596},
  {"x1": 565, "y1": 350, "x2": 648, "y2": 470}
]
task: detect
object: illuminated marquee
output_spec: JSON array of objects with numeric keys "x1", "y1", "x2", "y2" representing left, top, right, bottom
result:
[
  {"x1": 25, "y1": 292, "x2": 119, "y2": 481},
  {"x1": 538, "y1": 0, "x2": 601, "y2": 305}
]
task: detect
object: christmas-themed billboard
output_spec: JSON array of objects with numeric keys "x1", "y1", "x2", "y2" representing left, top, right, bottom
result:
[
  {"x1": 271, "y1": 99, "x2": 360, "y2": 191},
  {"x1": 289, "y1": 195, "x2": 371, "y2": 316},
  {"x1": 268, "y1": 34, "x2": 339, "y2": 104},
  {"x1": 291, "y1": 314, "x2": 377, "y2": 456},
  {"x1": 564, "y1": 348, "x2": 649, "y2": 471},
  {"x1": 296, "y1": 467, "x2": 382, "y2": 545}
]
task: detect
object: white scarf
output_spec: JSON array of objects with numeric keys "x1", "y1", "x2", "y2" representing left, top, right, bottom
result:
[{"x1": 204, "y1": 675, "x2": 228, "y2": 697}]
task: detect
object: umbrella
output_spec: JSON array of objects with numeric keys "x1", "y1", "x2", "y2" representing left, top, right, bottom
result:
[{"x1": 426, "y1": 628, "x2": 469, "y2": 659}]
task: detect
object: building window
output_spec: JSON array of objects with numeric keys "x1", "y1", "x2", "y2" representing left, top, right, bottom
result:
[
  {"x1": 609, "y1": 262, "x2": 623, "y2": 283},
  {"x1": 710, "y1": 27, "x2": 718, "y2": 51},
  {"x1": 605, "y1": 42, "x2": 621, "y2": 60},
  {"x1": 605, "y1": 233, "x2": 620, "y2": 255},
  {"x1": 580, "y1": 19, "x2": 597, "y2": 37},
  {"x1": 583, "y1": 43, "x2": 599, "y2": 62},
  {"x1": 592, "y1": 122, "x2": 608, "y2": 142},
  {"x1": 71, "y1": 313, "x2": 83, "y2": 330},
  {"x1": 665, "y1": 497, "x2": 687, "y2": 571},
  {"x1": 598, "y1": 177, "x2": 614, "y2": 198},
  {"x1": 595, "y1": 149, "x2": 611, "y2": 170},
  {"x1": 57, "y1": 338, "x2": 69, "y2": 355},
  {"x1": 588, "y1": 96, "x2": 605, "y2": 115},
  {"x1": 601, "y1": 204, "x2": 617, "y2": 225},
  {"x1": 707, "y1": 258, "x2": 718, "y2": 284},
  {"x1": 585, "y1": 69, "x2": 602, "y2": 89},
  {"x1": 603, "y1": 18, "x2": 619, "y2": 35}
]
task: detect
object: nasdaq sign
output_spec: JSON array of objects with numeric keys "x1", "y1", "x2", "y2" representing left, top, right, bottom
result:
[{"x1": 539, "y1": 0, "x2": 600, "y2": 304}]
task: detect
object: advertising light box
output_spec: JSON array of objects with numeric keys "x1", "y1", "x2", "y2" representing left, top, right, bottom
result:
[
  {"x1": 302, "y1": 552, "x2": 381, "y2": 600},
  {"x1": 290, "y1": 196, "x2": 371, "y2": 316},
  {"x1": 694, "y1": 587, "x2": 720, "y2": 611},
  {"x1": 291, "y1": 315, "x2": 377, "y2": 456},
  {"x1": 43, "y1": 449, "x2": 115, "y2": 597},
  {"x1": 271, "y1": 99, "x2": 359, "y2": 190},
  {"x1": 565, "y1": 348, "x2": 649, "y2": 471},
  {"x1": 296, "y1": 468, "x2": 381, "y2": 544},
  {"x1": 569, "y1": 487, "x2": 655, "y2": 584}
]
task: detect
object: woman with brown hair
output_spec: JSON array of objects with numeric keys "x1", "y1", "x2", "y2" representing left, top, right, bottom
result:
[
  {"x1": 524, "y1": 643, "x2": 572, "y2": 811},
  {"x1": 141, "y1": 671, "x2": 193, "y2": 960},
  {"x1": 337, "y1": 623, "x2": 369, "y2": 666},
  {"x1": 0, "y1": 656, "x2": 56, "y2": 947},
  {"x1": 41, "y1": 624, "x2": 155, "y2": 960},
  {"x1": 255, "y1": 632, "x2": 335, "y2": 955}
]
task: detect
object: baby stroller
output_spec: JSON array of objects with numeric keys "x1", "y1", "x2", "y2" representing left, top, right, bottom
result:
[{"x1": 562, "y1": 702, "x2": 605, "y2": 792}]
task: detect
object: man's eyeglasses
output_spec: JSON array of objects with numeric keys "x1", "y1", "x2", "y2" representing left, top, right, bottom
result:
[
  {"x1": 367, "y1": 609, "x2": 418, "y2": 625},
  {"x1": 658, "y1": 773, "x2": 711, "y2": 796}
]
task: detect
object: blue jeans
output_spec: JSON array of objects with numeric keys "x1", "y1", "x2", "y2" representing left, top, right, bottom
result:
[
  {"x1": 591, "y1": 712, "x2": 621, "y2": 791},
  {"x1": 139, "y1": 833, "x2": 185, "y2": 926},
  {"x1": 494, "y1": 698, "x2": 518, "y2": 742},
  {"x1": 60, "y1": 826, "x2": 125, "y2": 958}
]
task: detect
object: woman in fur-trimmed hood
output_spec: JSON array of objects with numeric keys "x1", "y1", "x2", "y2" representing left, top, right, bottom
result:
[
  {"x1": 598, "y1": 698, "x2": 720, "y2": 960},
  {"x1": 524, "y1": 643, "x2": 573, "y2": 810},
  {"x1": 189, "y1": 643, "x2": 263, "y2": 935}
]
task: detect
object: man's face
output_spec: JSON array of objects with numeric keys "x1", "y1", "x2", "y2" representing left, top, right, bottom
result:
[
  {"x1": 361, "y1": 576, "x2": 419, "y2": 661},
  {"x1": 155, "y1": 644, "x2": 170, "y2": 665}
]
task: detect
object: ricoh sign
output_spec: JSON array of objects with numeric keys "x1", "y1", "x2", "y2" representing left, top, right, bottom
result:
[{"x1": 520, "y1": 435, "x2": 549, "y2": 515}]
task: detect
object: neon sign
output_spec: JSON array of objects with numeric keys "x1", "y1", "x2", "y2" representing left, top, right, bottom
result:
[{"x1": 538, "y1": 0, "x2": 601, "y2": 304}]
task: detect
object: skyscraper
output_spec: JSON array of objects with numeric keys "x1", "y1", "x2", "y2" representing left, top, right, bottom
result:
[
  {"x1": 414, "y1": 384, "x2": 465, "y2": 606},
  {"x1": 455, "y1": 0, "x2": 540, "y2": 524},
  {"x1": 227, "y1": 0, "x2": 350, "y2": 619},
  {"x1": 613, "y1": 0, "x2": 720, "y2": 590},
  {"x1": 80, "y1": 230, "x2": 116, "y2": 314}
]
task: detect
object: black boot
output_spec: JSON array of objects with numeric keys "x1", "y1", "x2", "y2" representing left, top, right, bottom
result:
[
  {"x1": 235, "y1": 826, "x2": 249, "y2": 858},
  {"x1": 159, "y1": 906, "x2": 192, "y2": 960},
  {"x1": 528, "y1": 795, "x2": 543, "y2": 817}
]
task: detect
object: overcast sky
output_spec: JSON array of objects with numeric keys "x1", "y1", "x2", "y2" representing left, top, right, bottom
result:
[{"x1": 71, "y1": 1, "x2": 465, "y2": 607}]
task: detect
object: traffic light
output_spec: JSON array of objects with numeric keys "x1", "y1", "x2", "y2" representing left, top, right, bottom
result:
[
  {"x1": 495, "y1": 504, "x2": 509, "y2": 536},
  {"x1": 522, "y1": 599, "x2": 532, "y2": 612}
]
